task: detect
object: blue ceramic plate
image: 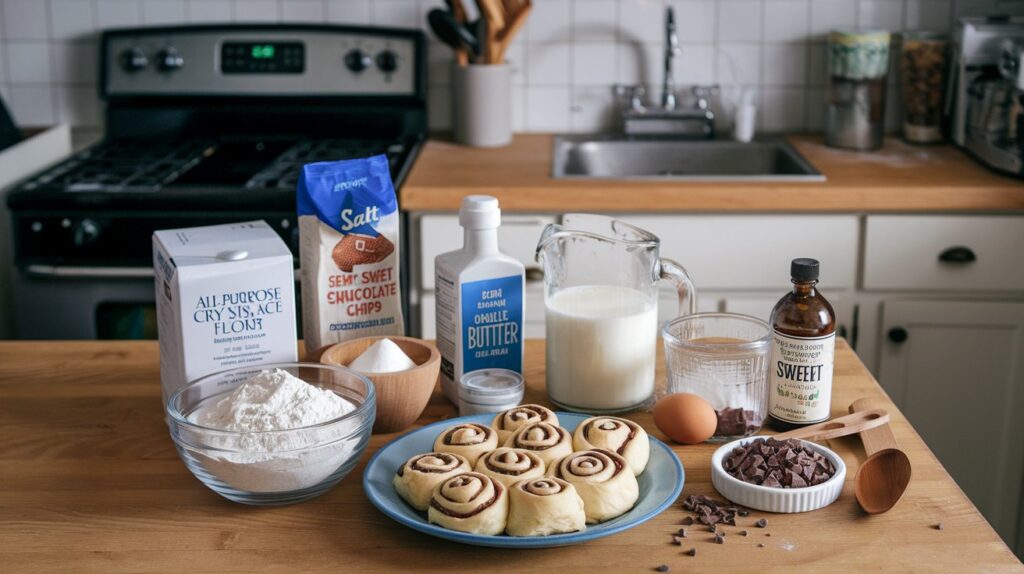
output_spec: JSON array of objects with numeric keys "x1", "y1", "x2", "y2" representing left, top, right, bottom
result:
[{"x1": 362, "y1": 412, "x2": 685, "y2": 548}]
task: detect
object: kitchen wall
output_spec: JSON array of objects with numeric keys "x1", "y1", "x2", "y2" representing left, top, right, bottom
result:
[{"x1": 0, "y1": 0, "x2": 1018, "y2": 135}]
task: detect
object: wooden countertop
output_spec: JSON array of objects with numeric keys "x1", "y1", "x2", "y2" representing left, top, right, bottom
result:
[
  {"x1": 400, "y1": 134, "x2": 1024, "y2": 213},
  {"x1": 2, "y1": 340, "x2": 1020, "y2": 573}
]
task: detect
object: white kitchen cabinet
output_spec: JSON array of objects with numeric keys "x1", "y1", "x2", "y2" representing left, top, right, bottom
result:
[{"x1": 877, "y1": 299, "x2": 1024, "y2": 549}]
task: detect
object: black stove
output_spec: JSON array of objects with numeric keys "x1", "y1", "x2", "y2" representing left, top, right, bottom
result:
[{"x1": 4, "y1": 24, "x2": 426, "y2": 339}]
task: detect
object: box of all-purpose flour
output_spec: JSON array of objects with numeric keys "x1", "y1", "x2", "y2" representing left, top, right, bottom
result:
[{"x1": 153, "y1": 220, "x2": 297, "y2": 405}]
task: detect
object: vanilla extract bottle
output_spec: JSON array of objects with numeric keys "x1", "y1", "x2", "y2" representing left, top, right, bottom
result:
[{"x1": 767, "y1": 258, "x2": 836, "y2": 432}]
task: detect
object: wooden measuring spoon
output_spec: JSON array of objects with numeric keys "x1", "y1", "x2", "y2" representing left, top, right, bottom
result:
[
  {"x1": 773, "y1": 409, "x2": 891, "y2": 442},
  {"x1": 849, "y1": 398, "x2": 913, "y2": 514}
]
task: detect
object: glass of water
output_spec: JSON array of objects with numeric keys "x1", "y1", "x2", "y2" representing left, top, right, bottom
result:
[{"x1": 662, "y1": 313, "x2": 771, "y2": 441}]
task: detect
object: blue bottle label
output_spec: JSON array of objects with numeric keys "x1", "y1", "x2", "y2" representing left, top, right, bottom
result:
[{"x1": 461, "y1": 275, "x2": 523, "y2": 374}]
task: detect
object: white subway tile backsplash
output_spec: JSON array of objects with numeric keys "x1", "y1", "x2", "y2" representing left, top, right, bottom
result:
[
  {"x1": 526, "y1": 42, "x2": 571, "y2": 85},
  {"x1": 717, "y1": 43, "x2": 761, "y2": 85},
  {"x1": 326, "y1": 0, "x2": 371, "y2": 24},
  {"x1": 7, "y1": 42, "x2": 52, "y2": 83},
  {"x1": 858, "y1": 0, "x2": 905, "y2": 30},
  {"x1": 235, "y1": 0, "x2": 280, "y2": 22},
  {"x1": 572, "y1": 43, "x2": 618, "y2": 86},
  {"x1": 97, "y1": 0, "x2": 142, "y2": 29},
  {"x1": 51, "y1": 0, "x2": 97, "y2": 41},
  {"x1": 525, "y1": 86, "x2": 571, "y2": 131},
  {"x1": 53, "y1": 41, "x2": 98, "y2": 84},
  {"x1": 718, "y1": 0, "x2": 763, "y2": 43},
  {"x1": 142, "y1": 0, "x2": 186, "y2": 25},
  {"x1": 764, "y1": 0, "x2": 809, "y2": 43},
  {"x1": 186, "y1": 0, "x2": 232, "y2": 22},
  {"x1": 281, "y1": 0, "x2": 325, "y2": 22},
  {"x1": 0, "y1": 0, "x2": 933, "y2": 134},
  {"x1": 527, "y1": 0, "x2": 571, "y2": 44},
  {"x1": 573, "y1": 0, "x2": 619, "y2": 42},
  {"x1": 618, "y1": 0, "x2": 663, "y2": 44},
  {"x1": 809, "y1": 0, "x2": 857, "y2": 38},
  {"x1": 762, "y1": 43, "x2": 806, "y2": 86},
  {"x1": 6, "y1": 85, "x2": 56, "y2": 125},
  {"x1": 3, "y1": 0, "x2": 50, "y2": 40}
]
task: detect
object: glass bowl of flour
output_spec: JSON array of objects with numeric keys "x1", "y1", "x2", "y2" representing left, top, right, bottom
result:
[{"x1": 166, "y1": 363, "x2": 375, "y2": 505}]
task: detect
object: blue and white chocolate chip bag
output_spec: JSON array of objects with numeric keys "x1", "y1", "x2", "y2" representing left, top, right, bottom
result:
[{"x1": 298, "y1": 155, "x2": 403, "y2": 352}]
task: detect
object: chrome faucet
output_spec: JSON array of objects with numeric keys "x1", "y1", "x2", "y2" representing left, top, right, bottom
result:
[{"x1": 662, "y1": 6, "x2": 681, "y2": 111}]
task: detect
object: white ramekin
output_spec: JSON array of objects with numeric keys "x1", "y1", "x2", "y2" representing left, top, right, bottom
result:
[{"x1": 710, "y1": 437, "x2": 847, "y2": 513}]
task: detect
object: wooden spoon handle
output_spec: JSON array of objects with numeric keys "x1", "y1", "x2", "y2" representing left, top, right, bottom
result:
[
  {"x1": 849, "y1": 398, "x2": 901, "y2": 456},
  {"x1": 773, "y1": 409, "x2": 890, "y2": 442}
]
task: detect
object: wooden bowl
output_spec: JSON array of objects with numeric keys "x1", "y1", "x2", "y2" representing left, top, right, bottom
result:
[{"x1": 320, "y1": 336, "x2": 440, "y2": 434}]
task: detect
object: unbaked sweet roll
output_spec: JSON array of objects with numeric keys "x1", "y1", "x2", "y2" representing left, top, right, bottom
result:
[
  {"x1": 506, "y1": 477, "x2": 586, "y2": 537},
  {"x1": 492, "y1": 404, "x2": 559, "y2": 442},
  {"x1": 572, "y1": 416, "x2": 650, "y2": 475},
  {"x1": 427, "y1": 471, "x2": 509, "y2": 535},
  {"x1": 547, "y1": 449, "x2": 639, "y2": 524},
  {"x1": 433, "y1": 423, "x2": 499, "y2": 466},
  {"x1": 503, "y1": 421, "x2": 573, "y2": 467},
  {"x1": 475, "y1": 447, "x2": 546, "y2": 489},
  {"x1": 393, "y1": 452, "x2": 472, "y2": 511}
]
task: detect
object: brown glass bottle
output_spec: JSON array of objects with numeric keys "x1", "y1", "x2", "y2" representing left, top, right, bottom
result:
[{"x1": 767, "y1": 258, "x2": 837, "y2": 432}]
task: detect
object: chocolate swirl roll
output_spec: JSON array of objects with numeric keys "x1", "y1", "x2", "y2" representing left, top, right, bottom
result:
[
  {"x1": 547, "y1": 449, "x2": 639, "y2": 524},
  {"x1": 433, "y1": 423, "x2": 499, "y2": 466},
  {"x1": 427, "y1": 471, "x2": 509, "y2": 535},
  {"x1": 474, "y1": 447, "x2": 546, "y2": 488},
  {"x1": 491, "y1": 404, "x2": 559, "y2": 442},
  {"x1": 506, "y1": 477, "x2": 586, "y2": 537},
  {"x1": 502, "y1": 421, "x2": 573, "y2": 467},
  {"x1": 393, "y1": 452, "x2": 471, "y2": 511},
  {"x1": 572, "y1": 416, "x2": 650, "y2": 475}
]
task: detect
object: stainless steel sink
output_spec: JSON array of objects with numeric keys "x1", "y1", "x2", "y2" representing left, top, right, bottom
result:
[{"x1": 552, "y1": 136, "x2": 825, "y2": 181}]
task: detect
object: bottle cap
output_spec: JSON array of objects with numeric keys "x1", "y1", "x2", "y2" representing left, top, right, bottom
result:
[
  {"x1": 459, "y1": 195, "x2": 501, "y2": 230},
  {"x1": 791, "y1": 258, "x2": 820, "y2": 282}
]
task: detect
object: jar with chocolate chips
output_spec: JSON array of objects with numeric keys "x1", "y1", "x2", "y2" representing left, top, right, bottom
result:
[{"x1": 901, "y1": 32, "x2": 948, "y2": 144}]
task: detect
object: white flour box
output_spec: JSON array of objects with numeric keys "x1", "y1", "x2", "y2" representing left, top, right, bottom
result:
[{"x1": 153, "y1": 220, "x2": 297, "y2": 405}]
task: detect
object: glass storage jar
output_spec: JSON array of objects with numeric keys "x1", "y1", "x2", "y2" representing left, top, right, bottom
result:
[{"x1": 901, "y1": 31, "x2": 948, "y2": 144}]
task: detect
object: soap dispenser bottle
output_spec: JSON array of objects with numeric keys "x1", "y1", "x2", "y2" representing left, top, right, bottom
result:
[{"x1": 435, "y1": 195, "x2": 525, "y2": 405}]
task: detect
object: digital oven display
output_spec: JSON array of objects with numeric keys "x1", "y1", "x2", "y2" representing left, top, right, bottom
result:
[{"x1": 221, "y1": 42, "x2": 304, "y2": 74}]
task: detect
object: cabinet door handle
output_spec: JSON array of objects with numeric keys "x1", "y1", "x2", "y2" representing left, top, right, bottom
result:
[
  {"x1": 938, "y1": 246, "x2": 977, "y2": 264},
  {"x1": 887, "y1": 327, "x2": 908, "y2": 344}
]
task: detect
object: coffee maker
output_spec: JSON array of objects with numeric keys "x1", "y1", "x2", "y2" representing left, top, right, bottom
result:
[{"x1": 950, "y1": 16, "x2": 1024, "y2": 177}]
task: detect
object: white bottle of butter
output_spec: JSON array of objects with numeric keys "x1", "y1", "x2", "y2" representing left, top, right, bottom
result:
[{"x1": 435, "y1": 196, "x2": 525, "y2": 405}]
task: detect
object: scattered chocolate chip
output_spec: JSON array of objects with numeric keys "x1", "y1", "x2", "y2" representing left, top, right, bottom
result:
[
  {"x1": 671, "y1": 536, "x2": 682, "y2": 546},
  {"x1": 757, "y1": 543, "x2": 765, "y2": 548},
  {"x1": 714, "y1": 535, "x2": 725, "y2": 544},
  {"x1": 766, "y1": 533, "x2": 772, "y2": 537},
  {"x1": 756, "y1": 518, "x2": 768, "y2": 528},
  {"x1": 708, "y1": 524, "x2": 717, "y2": 533},
  {"x1": 934, "y1": 523, "x2": 944, "y2": 531},
  {"x1": 686, "y1": 548, "x2": 697, "y2": 557},
  {"x1": 681, "y1": 516, "x2": 694, "y2": 526},
  {"x1": 655, "y1": 565, "x2": 670, "y2": 572},
  {"x1": 739, "y1": 530, "x2": 748, "y2": 536},
  {"x1": 678, "y1": 528, "x2": 687, "y2": 538},
  {"x1": 738, "y1": 509, "x2": 750, "y2": 517}
]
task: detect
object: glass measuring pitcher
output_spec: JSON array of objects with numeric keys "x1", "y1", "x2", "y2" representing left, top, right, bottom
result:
[{"x1": 535, "y1": 214, "x2": 697, "y2": 413}]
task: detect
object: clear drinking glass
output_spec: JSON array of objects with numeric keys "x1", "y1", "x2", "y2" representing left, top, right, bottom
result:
[{"x1": 662, "y1": 313, "x2": 771, "y2": 441}]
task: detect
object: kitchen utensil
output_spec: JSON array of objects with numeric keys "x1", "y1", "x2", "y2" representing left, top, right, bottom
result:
[
  {"x1": 710, "y1": 436, "x2": 847, "y2": 513},
  {"x1": 496, "y1": 0, "x2": 531, "y2": 62},
  {"x1": 165, "y1": 363, "x2": 375, "y2": 505},
  {"x1": 428, "y1": 8, "x2": 480, "y2": 62},
  {"x1": 825, "y1": 30, "x2": 891, "y2": 150},
  {"x1": 445, "y1": 0, "x2": 470, "y2": 66},
  {"x1": 452, "y1": 62, "x2": 512, "y2": 146},
  {"x1": 535, "y1": 215, "x2": 696, "y2": 413},
  {"x1": 320, "y1": 336, "x2": 440, "y2": 434},
  {"x1": 774, "y1": 408, "x2": 891, "y2": 441},
  {"x1": 662, "y1": 313, "x2": 771, "y2": 440},
  {"x1": 363, "y1": 412, "x2": 684, "y2": 548},
  {"x1": 476, "y1": 0, "x2": 505, "y2": 63},
  {"x1": 849, "y1": 398, "x2": 912, "y2": 514}
]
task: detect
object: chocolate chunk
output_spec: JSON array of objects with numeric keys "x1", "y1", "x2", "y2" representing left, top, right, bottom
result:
[
  {"x1": 739, "y1": 530, "x2": 748, "y2": 536},
  {"x1": 723, "y1": 438, "x2": 836, "y2": 488},
  {"x1": 656, "y1": 565, "x2": 670, "y2": 572},
  {"x1": 756, "y1": 518, "x2": 768, "y2": 528},
  {"x1": 708, "y1": 524, "x2": 717, "y2": 533},
  {"x1": 686, "y1": 548, "x2": 697, "y2": 557},
  {"x1": 714, "y1": 535, "x2": 725, "y2": 544},
  {"x1": 738, "y1": 509, "x2": 750, "y2": 517},
  {"x1": 681, "y1": 516, "x2": 693, "y2": 526},
  {"x1": 716, "y1": 407, "x2": 760, "y2": 436},
  {"x1": 934, "y1": 523, "x2": 944, "y2": 531},
  {"x1": 757, "y1": 543, "x2": 765, "y2": 548}
]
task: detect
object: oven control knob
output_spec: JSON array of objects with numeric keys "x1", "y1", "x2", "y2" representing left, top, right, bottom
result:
[
  {"x1": 376, "y1": 50, "x2": 398, "y2": 73},
  {"x1": 157, "y1": 47, "x2": 184, "y2": 72},
  {"x1": 74, "y1": 219, "x2": 100, "y2": 247},
  {"x1": 344, "y1": 49, "x2": 372, "y2": 73},
  {"x1": 120, "y1": 47, "x2": 148, "y2": 72}
]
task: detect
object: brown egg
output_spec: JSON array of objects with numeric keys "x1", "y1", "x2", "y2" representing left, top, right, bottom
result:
[{"x1": 653, "y1": 393, "x2": 717, "y2": 445}]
